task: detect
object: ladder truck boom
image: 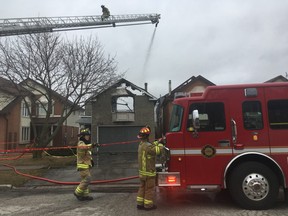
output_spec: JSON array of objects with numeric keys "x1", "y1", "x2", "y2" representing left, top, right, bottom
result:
[{"x1": 0, "y1": 13, "x2": 160, "y2": 37}]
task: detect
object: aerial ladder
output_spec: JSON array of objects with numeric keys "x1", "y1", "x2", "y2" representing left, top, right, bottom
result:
[{"x1": 0, "y1": 14, "x2": 160, "y2": 37}]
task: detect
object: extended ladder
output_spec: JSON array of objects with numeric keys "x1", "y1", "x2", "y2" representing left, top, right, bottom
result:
[{"x1": 0, "y1": 14, "x2": 160, "y2": 37}]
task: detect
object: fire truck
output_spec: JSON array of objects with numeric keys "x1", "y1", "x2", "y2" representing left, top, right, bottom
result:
[{"x1": 157, "y1": 82, "x2": 288, "y2": 210}]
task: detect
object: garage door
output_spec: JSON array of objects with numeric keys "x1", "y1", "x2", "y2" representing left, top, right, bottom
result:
[{"x1": 98, "y1": 126, "x2": 142, "y2": 153}]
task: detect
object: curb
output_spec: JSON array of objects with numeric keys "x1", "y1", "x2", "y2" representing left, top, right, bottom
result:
[
  {"x1": 0, "y1": 184, "x2": 13, "y2": 190},
  {"x1": 0, "y1": 183, "x2": 139, "y2": 193}
]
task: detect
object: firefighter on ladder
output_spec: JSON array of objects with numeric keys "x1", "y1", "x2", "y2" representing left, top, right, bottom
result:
[
  {"x1": 101, "y1": 5, "x2": 110, "y2": 21},
  {"x1": 74, "y1": 128, "x2": 97, "y2": 201},
  {"x1": 136, "y1": 126, "x2": 164, "y2": 210}
]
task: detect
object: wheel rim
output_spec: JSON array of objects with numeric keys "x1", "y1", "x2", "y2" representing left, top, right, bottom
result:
[{"x1": 242, "y1": 173, "x2": 269, "y2": 201}]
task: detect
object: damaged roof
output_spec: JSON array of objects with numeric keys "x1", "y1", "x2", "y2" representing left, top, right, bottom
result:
[{"x1": 90, "y1": 78, "x2": 157, "y2": 101}]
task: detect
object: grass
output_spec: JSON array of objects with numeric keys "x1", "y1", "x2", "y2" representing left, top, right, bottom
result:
[{"x1": 0, "y1": 153, "x2": 76, "y2": 187}]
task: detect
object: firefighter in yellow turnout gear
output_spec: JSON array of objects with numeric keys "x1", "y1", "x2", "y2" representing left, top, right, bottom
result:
[
  {"x1": 74, "y1": 128, "x2": 96, "y2": 201},
  {"x1": 136, "y1": 126, "x2": 164, "y2": 211}
]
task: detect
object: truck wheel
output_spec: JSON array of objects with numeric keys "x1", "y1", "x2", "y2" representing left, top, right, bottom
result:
[{"x1": 228, "y1": 161, "x2": 279, "y2": 210}]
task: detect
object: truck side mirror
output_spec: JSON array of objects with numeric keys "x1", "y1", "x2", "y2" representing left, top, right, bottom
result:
[{"x1": 192, "y1": 110, "x2": 200, "y2": 129}]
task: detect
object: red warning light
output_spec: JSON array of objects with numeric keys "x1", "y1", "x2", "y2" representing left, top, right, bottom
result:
[{"x1": 167, "y1": 176, "x2": 177, "y2": 184}]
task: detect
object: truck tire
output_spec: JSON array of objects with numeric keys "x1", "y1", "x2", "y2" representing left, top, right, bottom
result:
[{"x1": 228, "y1": 161, "x2": 279, "y2": 210}]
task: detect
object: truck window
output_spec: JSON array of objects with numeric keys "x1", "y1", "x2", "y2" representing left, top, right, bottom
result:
[
  {"x1": 242, "y1": 101, "x2": 263, "y2": 130},
  {"x1": 187, "y1": 102, "x2": 225, "y2": 132},
  {"x1": 169, "y1": 105, "x2": 183, "y2": 132},
  {"x1": 268, "y1": 99, "x2": 288, "y2": 129}
]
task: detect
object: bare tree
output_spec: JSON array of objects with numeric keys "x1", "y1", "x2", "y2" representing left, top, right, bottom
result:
[{"x1": 0, "y1": 33, "x2": 122, "y2": 158}]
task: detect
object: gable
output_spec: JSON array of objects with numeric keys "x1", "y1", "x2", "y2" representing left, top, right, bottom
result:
[{"x1": 0, "y1": 91, "x2": 16, "y2": 111}]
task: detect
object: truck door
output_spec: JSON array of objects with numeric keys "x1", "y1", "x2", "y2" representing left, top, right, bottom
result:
[
  {"x1": 184, "y1": 101, "x2": 233, "y2": 186},
  {"x1": 228, "y1": 87, "x2": 270, "y2": 155}
]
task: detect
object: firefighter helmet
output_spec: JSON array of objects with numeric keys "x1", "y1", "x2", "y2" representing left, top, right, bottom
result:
[
  {"x1": 78, "y1": 128, "x2": 91, "y2": 136},
  {"x1": 137, "y1": 126, "x2": 151, "y2": 139}
]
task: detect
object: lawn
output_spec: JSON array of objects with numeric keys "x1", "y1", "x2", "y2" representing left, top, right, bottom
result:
[{"x1": 0, "y1": 153, "x2": 76, "y2": 187}]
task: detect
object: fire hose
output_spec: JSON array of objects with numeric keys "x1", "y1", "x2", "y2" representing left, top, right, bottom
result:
[
  {"x1": 0, "y1": 140, "x2": 140, "y2": 185},
  {"x1": 2, "y1": 163, "x2": 138, "y2": 185}
]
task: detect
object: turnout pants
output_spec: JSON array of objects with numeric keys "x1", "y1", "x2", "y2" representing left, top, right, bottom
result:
[
  {"x1": 75, "y1": 168, "x2": 91, "y2": 197},
  {"x1": 137, "y1": 176, "x2": 156, "y2": 208}
]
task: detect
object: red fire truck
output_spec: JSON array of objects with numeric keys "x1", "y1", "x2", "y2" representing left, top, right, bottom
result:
[{"x1": 157, "y1": 82, "x2": 288, "y2": 210}]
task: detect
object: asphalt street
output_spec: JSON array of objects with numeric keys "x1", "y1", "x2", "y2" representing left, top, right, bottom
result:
[
  {"x1": 0, "y1": 188, "x2": 288, "y2": 216},
  {"x1": 1, "y1": 152, "x2": 288, "y2": 215}
]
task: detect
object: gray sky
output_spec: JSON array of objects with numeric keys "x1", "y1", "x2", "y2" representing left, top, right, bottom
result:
[{"x1": 1, "y1": 0, "x2": 288, "y2": 97}]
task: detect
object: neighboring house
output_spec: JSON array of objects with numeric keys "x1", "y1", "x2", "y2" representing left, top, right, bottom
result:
[
  {"x1": 0, "y1": 76, "x2": 83, "y2": 153},
  {"x1": 0, "y1": 77, "x2": 31, "y2": 152},
  {"x1": 265, "y1": 75, "x2": 288, "y2": 83},
  {"x1": 155, "y1": 75, "x2": 215, "y2": 137},
  {"x1": 86, "y1": 78, "x2": 157, "y2": 153},
  {"x1": 20, "y1": 79, "x2": 83, "y2": 147}
]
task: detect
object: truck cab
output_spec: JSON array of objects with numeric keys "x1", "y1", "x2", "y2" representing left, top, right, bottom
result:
[{"x1": 158, "y1": 82, "x2": 288, "y2": 210}]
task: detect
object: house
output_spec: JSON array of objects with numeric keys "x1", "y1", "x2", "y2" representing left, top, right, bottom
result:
[
  {"x1": 86, "y1": 78, "x2": 157, "y2": 153},
  {"x1": 0, "y1": 77, "x2": 83, "y2": 153},
  {"x1": 155, "y1": 75, "x2": 215, "y2": 137},
  {"x1": 0, "y1": 77, "x2": 31, "y2": 151},
  {"x1": 20, "y1": 79, "x2": 83, "y2": 147},
  {"x1": 265, "y1": 75, "x2": 288, "y2": 83}
]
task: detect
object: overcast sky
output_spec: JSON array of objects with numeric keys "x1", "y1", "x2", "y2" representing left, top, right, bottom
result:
[{"x1": 1, "y1": 0, "x2": 288, "y2": 97}]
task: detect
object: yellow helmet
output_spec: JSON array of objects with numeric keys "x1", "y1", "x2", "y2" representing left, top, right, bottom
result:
[
  {"x1": 78, "y1": 128, "x2": 91, "y2": 136},
  {"x1": 137, "y1": 126, "x2": 151, "y2": 138}
]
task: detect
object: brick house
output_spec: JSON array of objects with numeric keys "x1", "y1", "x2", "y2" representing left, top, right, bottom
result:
[
  {"x1": 0, "y1": 77, "x2": 83, "y2": 152},
  {"x1": 86, "y1": 78, "x2": 157, "y2": 153},
  {"x1": 0, "y1": 77, "x2": 31, "y2": 151},
  {"x1": 20, "y1": 79, "x2": 83, "y2": 147}
]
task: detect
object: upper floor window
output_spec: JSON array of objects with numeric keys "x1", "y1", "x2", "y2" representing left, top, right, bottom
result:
[
  {"x1": 21, "y1": 102, "x2": 29, "y2": 117},
  {"x1": 112, "y1": 96, "x2": 134, "y2": 112},
  {"x1": 38, "y1": 103, "x2": 48, "y2": 116},
  {"x1": 37, "y1": 102, "x2": 54, "y2": 116}
]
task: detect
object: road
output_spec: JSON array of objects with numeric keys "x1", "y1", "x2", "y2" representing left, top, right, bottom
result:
[
  {"x1": 0, "y1": 187, "x2": 288, "y2": 216},
  {"x1": 1, "y1": 152, "x2": 288, "y2": 215}
]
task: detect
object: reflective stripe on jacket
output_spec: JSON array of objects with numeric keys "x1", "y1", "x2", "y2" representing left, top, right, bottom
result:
[
  {"x1": 77, "y1": 140, "x2": 93, "y2": 170},
  {"x1": 138, "y1": 141, "x2": 162, "y2": 177}
]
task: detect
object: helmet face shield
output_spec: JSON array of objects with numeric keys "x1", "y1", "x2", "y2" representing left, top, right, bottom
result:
[{"x1": 137, "y1": 133, "x2": 148, "y2": 139}]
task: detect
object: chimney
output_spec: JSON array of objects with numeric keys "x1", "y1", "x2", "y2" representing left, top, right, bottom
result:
[
  {"x1": 144, "y1": 82, "x2": 148, "y2": 91},
  {"x1": 169, "y1": 80, "x2": 171, "y2": 95}
]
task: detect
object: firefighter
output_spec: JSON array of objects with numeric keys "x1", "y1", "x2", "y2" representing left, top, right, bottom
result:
[
  {"x1": 136, "y1": 126, "x2": 164, "y2": 211},
  {"x1": 74, "y1": 128, "x2": 96, "y2": 201},
  {"x1": 101, "y1": 5, "x2": 110, "y2": 21}
]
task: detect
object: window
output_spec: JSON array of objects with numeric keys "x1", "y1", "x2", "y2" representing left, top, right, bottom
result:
[
  {"x1": 188, "y1": 102, "x2": 225, "y2": 131},
  {"x1": 21, "y1": 127, "x2": 30, "y2": 142},
  {"x1": 21, "y1": 102, "x2": 29, "y2": 117},
  {"x1": 268, "y1": 100, "x2": 288, "y2": 129},
  {"x1": 242, "y1": 101, "x2": 263, "y2": 130},
  {"x1": 169, "y1": 105, "x2": 184, "y2": 132},
  {"x1": 112, "y1": 96, "x2": 134, "y2": 112},
  {"x1": 37, "y1": 102, "x2": 54, "y2": 116},
  {"x1": 38, "y1": 103, "x2": 48, "y2": 116}
]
